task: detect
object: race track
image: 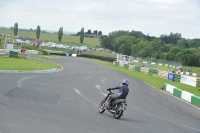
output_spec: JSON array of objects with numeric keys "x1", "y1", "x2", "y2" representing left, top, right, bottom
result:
[{"x1": 0, "y1": 57, "x2": 199, "y2": 133}]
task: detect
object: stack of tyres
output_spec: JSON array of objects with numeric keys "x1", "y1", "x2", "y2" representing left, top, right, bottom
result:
[
  {"x1": 43, "y1": 51, "x2": 49, "y2": 55},
  {"x1": 9, "y1": 51, "x2": 18, "y2": 58},
  {"x1": 134, "y1": 66, "x2": 141, "y2": 72},
  {"x1": 189, "y1": 72, "x2": 193, "y2": 76},
  {"x1": 115, "y1": 62, "x2": 119, "y2": 66},
  {"x1": 174, "y1": 74, "x2": 181, "y2": 82},
  {"x1": 148, "y1": 69, "x2": 158, "y2": 76},
  {"x1": 196, "y1": 79, "x2": 200, "y2": 87},
  {"x1": 124, "y1": 64, "x2": 129, "y2": 69}
]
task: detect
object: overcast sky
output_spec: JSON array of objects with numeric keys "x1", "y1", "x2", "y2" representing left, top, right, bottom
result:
[{"x1": 0, "y1": 0, "x2": 199, "y2": 39}]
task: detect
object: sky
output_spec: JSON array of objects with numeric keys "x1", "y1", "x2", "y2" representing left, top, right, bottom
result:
[{"x1": 0, "y1": 0, "x2": 199, "y2": 39}]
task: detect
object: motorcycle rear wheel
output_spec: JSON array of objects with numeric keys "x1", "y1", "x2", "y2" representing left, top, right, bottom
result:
[
  {"x1": 113, "y1": 103, "x2": 123, "y2": 119},
  {"x1": 98, "y1": 100, "x2": 105, "y2": 113}
]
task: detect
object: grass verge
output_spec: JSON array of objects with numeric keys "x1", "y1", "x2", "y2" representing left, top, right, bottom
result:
[
  {"x1": 154, "y1": 65, "x2": 174, "y2": 72},
  {"x1": 92, "y1": 59, "x2": 200, "y2": 96},
  {"x1": 0, "y1": 57, "x2": 60, "y2": 70},
  {"x1": 82, "y1": 50, "x2": 117, "y2": 58}
]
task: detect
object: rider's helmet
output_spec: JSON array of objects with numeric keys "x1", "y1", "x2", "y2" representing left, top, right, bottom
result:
[{"x1": 122, "y1": 79, "x2": 129, "y2": 85}]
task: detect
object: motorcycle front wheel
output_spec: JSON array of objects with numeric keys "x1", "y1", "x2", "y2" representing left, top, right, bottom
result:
[
  {"x1": 98, "y1": 100, "x2": 105, "y2": 113},
  {"x1": 113, "y1": 103, "x2": 123, "y2": 119}
]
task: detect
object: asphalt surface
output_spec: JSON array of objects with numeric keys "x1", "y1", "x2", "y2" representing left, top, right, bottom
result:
[{"x1": 0, "y1": 57, "x2": 199, "y2": 133}]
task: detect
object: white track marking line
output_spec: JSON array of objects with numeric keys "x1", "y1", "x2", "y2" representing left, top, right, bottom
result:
[
  {"x1": 84, "y1": 76, "x2": 91, "y2": 80},
  {"x1": 74, "y1": 86, "x2": 200, "y2": 132},
  {"x1": 17, "y1": 76, "x2": 36, "y2": 87},
  {"x1": 101, "y1": 77, "x2": 106, "y2": 84},
  {"x1": 129, "y1": 107, "x2": 200, "y2": 132},
  {"x1": 74, "y1": 89, "x2": 98, "y2": 106},
  {"x1": 59, "y1": 64, "x2": 63, "y2": 71},
  {"x1": 95, "y1": 85, "x2": 107, "y2": 96}
]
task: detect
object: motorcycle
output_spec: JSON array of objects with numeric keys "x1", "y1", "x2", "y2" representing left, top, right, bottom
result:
[{"x1": 98, "y1": 89, "x2": 127, "y2": 119}]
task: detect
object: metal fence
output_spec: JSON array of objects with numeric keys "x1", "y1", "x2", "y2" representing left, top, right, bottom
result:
[{"x1": 116, "y1": 54, "x2": 182, "y2": 67}]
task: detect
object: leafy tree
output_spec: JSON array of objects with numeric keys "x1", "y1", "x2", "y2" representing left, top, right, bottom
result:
[
  {"x1": 114, "y1": 35, "x2": 136, "y2": 53},
  {"x1": 99, "y1": 35, "x2": 112, "y2": 49},
  {"x1": 93, "y1": 30, "x2": 98, "y2": 35},
  {"x1": 162, "y1": 44, "x2": 172, "y2": 52},
  {"x1": 87, "y1": 29, "x2": 91, "y2": 34},
  {"x1": 177, "y1": 38, "x2": 188, "y2": 48},
  {"x1": 13, "y1": 23, "x2": 18, "y2": 36},
  {"x1": 80, "y1": 27, "x2": 84, "y2": 43},
  {"x1": 77, "y1": 31, "x2": 80, "y2": 36},
  {"x1": 131, "y1": 45, "x2": 138, "y2": 57},
  {"x1": 98, "y1": 31, "x2": 102, "y2": 35},
  {"x1": 119, "y1": 43, "x2": 133, "y2": 55},
  {"x1": 165, "y1": 46, "x2": 181, "y2": 60},
  {"x1": 188, "y1": 39, "x2": 200, "y2": 48},
  {"x1": 58, "y1": 27, "x2": 63, "y2": 42},
  {"x1": 160, "y1": 32, "x2": 182, "y2": 44},
  {"x1": 176, "y1": 49, "x2": 196, "y2": 66},
  {"x1": 129, "y1": 30, "x2": 145, "y2": 38},
  {"x1": 36, "y1": 25, "x2": 41, "y2": 40}
]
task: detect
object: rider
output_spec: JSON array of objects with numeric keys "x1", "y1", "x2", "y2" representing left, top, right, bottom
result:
[{"x1": 106, "y1": 79, "x2": 129, "y2": 109}]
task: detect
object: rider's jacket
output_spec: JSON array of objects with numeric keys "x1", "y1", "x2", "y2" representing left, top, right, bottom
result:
[{"x1": 110, "y1": 84, "x2": 129, "y2": 99}]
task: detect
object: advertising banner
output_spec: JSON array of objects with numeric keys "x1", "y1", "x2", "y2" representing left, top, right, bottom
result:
[
  {"x1": 168, "y1": 72, "x2": 175, "y2": 81},
  {"x1": 180, "y1": 75, "x2": 197, "y2": 87}
]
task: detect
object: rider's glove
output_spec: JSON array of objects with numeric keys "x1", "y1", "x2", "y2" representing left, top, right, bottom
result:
[{"x1": 107, "y1": 88, "x2": 111, "y2": 91}]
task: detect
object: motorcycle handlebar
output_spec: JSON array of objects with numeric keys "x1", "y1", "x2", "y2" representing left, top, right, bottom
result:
[{"x1": 107, "y1": 89, "x2": 113, "y2": 94}]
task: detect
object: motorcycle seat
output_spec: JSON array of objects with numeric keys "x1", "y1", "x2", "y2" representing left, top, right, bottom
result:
[{"x1": 115, "y1": 99, "x2": 126, "y2": 103}]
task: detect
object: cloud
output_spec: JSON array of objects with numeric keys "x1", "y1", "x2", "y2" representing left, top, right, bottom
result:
[
  {"x1": 0, "y1": 0, "x2": 199, "y2": 38},
  {"x1": 148, "y1": 0, "x2": 183, "y2": 4}
]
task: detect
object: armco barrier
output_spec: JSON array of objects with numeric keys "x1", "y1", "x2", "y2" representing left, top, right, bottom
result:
[
  {"x1": 119, "y1": 63, "x2": 124, "y2": 67},
  {"x1": 163, "y1": 83, "x2": 200, "y2": 107},
  {"x1": 141, "y1": 67, "x2": 149, "y2": 74},
  {"x1": 50, "y1": 53, "x2": 116, "y2": 62},
  {"x1": 158, "y1": 70, "x2": 168, "y2": 78},
  {"x1": 129, "y1": 65, "x2": 134, "y2": 70}
]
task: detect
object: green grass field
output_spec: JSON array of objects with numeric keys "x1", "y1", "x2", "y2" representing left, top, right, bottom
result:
[
  {"x1": 0, "y1": 57, "x2": 60, "y2": 70},
  {"x1": 154, "y1": 65, "x2": 174, "y2": 72},
  {"x1": 82, "y1": 50, "x2": 117, "y2": 58},
  {"x1": 0, "y1": 29, "x2": 100, "y2": 47},
  {"x1": 182, "y1": 66, "x2": 200, "y2": 74},
  {"x1": 92, "y1": 59, "x2": 200, "y2": 96}
]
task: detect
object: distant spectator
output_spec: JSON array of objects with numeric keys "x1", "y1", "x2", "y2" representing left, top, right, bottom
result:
[{"x1": 21, "y1": 46, "x2": 26, "y2": 53}]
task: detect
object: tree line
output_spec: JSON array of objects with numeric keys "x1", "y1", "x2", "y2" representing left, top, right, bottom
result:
[
  {"x1": 10, "y1": 23, "x2": 86, "y2": 44},
  {"x1": 76, "y1": 29, "x2": 102, "y2": 36},
  {"x1": 99, "y1": 30, "x2": 200, "y2": 67}
]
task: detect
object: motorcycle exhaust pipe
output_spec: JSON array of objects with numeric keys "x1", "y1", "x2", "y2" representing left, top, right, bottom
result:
[{"x1": 109, "y1": 110, "x2": 115, "y2": 113}]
